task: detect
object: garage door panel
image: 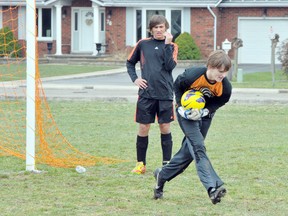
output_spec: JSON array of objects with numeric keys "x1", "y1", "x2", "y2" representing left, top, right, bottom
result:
[{"x1": 238, "y1": 19, "x2": 288, "y2": 64}]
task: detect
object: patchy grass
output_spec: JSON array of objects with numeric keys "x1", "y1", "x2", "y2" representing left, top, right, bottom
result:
[
  {"x1": 1, "y1": 101, "x2": 287, "y2": 215},
  {"x1": 231, "y1": 70, "x2": 287, "y2": 89},
  {"x1": 0, "y1": 63, "x2": 119, "y2": 81}
]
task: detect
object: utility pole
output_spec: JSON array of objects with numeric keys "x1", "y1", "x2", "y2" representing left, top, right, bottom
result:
[
  {"x1": 270, "y1": 34, "x2": 279, "y2": 88},
  {"x1": 232, "y1": 37, "x2": 243, "y2": 82}
]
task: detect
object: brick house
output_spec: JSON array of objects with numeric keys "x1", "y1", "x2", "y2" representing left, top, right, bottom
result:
[{"x1": 1, "y1": 0, "x2": 288, "y2": 63}]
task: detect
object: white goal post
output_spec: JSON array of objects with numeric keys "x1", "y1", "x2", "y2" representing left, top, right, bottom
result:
[{"x1": 26, "y1": 0, "x2": 36, "y2": 171}]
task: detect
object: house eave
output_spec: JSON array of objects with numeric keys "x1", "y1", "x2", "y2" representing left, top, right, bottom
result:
[
  {"x1": 90, "y1": 0, "x2": 105, "y2": 6},
  {"x1": 2, "y1": 1, "x2": 288, "y2": 8},
  {"x1": 219, "y1": 3, "x2": 288, "y2": 7},
  {"x1": 43, "y1": 0, "x2": 58, "y2": 6},
  {"x1": 0, "y1": 2, "x2": 45, "y2": 6},
  {"x1": 93, "y1": 3, "x2": 216, "y2": 8}
]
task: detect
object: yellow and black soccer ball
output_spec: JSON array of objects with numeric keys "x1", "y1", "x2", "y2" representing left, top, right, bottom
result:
[{"x1": 181, "y1": 89, "x2": 206, "y2": 110}]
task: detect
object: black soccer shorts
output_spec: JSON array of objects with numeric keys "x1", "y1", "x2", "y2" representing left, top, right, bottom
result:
[{"x1": 135, "y1": 97, "x2": 175, "y2": 124}]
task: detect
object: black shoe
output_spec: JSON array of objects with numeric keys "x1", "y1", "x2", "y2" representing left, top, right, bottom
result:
[
  {"x1": 209, "y1": 187, "x2": 227, "y2": 205},
  {"x1": 162, "y1": 161, "x2": 169, "y2": 166},
  {"x1": 153, "y1": 168, "x2": 164, "y2": 199}
]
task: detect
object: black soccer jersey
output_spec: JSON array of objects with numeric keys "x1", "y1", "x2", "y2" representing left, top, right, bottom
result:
[
  {"x1": 127, "y1": 37, "x2": 178, "y2": 100},
  {"x1": 174, "y1": 66, "x2": 232, "y2": 113}
]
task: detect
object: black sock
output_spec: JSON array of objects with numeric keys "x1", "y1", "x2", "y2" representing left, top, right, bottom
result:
[
  {"x1": 136, "y1": 135, "x2": 148, "y2": 165},
  {"x1": 161, "y1": 133, "x2": 173, "y2": 165}
]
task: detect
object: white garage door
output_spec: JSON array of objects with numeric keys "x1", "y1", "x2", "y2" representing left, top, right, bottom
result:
[{"x1": 238, "y1": 18, "x2": 288, "y2": 64}]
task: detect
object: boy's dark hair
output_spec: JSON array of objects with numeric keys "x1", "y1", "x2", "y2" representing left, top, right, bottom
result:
[
  {"x1": 148, "y1": 15, "x2": 169, "y2": 31},
  {"x1": 206, "y1": 50, "x2": 232, "y2": 72}
]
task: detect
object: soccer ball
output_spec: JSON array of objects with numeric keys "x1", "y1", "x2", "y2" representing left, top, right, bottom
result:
[{"x1": 181, "y1": 89, "x2": 206, "y2": 110}]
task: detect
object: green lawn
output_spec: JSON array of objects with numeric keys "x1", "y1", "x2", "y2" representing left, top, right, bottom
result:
[
  {"x1": 0, "y1": 63, "x2": 119, "y2": 81},
  {"x1": 231, "y1": 70, "x2": 288, "y2": 89},
  {"x1": 1, "y1": 101, "x2": 287, "y2": 216}
]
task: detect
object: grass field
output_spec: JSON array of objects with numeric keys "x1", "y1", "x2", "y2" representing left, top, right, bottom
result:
[
  {"x1": 0, "y1": 63, "x2": 118, "y2": 81},
  {"x1": 231, "y1": 70, "x2": 287, "y2": 89},
  {"x1": 1, "y1": 101, "x2": 287, "y2": 216}
]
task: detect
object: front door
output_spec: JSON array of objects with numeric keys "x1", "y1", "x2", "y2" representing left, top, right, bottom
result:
[{"x1": 71, "y1": 8, "x2": 105, "y2": 54}]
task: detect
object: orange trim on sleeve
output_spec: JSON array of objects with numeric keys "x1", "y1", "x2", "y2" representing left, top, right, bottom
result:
[
  {"x1": 171, "y1": 42, "x2": 178, "y2": 63},
  {"x1": 127, "y1": 38, "x2": 151, "y2": 61}
]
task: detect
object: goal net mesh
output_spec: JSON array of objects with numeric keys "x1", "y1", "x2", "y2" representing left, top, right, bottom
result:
[{"x1": 0, "y1": 3, "x2": 121, "y2": 168}]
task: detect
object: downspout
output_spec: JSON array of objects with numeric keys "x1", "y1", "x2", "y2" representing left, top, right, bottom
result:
[{"x1": 207, "y1": 0, "x2": 223, "y2": 50}]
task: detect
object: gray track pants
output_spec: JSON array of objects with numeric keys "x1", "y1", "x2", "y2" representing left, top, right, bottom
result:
[{"x1": 160, "y1": 112, "x2": 224, "y2": 190}]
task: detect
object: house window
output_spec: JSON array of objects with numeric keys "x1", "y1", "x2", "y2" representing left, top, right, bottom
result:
[
  {"x1": 42, "y1": 9, "x2": 51, "y2": 37},
  {"x1": 136, "y1": 10, "x2": 142, "y2": 42},
  {"x1": 36, "y1": 8, "x2": 52, "y2": 39},
  {"x1": 101, "y1": 12, "x2": 104, "y2": 31},
  {"x1": 171, "y1": 10, "x2": 181, "y2": 41},
  {"x1": 75, "y1": 12, "x2": 78, "y2": 31}
]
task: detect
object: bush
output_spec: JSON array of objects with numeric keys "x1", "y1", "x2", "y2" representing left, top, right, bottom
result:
[
  {"x1": 0, "y1": 26, "x2": 22, "y2": 58},
  {"x1": 277, "y1": 39, "x2": 288, "y2": 78},
  {"x1": 175, "y1": 32, "x2": 201, "y2": 60}
]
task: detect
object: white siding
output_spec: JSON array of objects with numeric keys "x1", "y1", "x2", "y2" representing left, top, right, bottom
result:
[
  {"x1": 183, "y1": 7, "x2": 190, "y2": 34},
  {"x1": 238, "y1": 18, "x2": 288, "y2": 64},
  {"x1": 126, "y1": 7, "x2": 134, "y2": 46}
]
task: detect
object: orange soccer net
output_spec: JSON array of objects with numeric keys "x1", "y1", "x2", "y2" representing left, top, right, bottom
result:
[{"x1": 0, "y1": 4, "x2": 121, "y2": 168}]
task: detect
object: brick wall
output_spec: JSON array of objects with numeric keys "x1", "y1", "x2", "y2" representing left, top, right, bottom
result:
[
  {"x1": 8, "y1": 4, "x2": 287, "y2": 59},
  {"x1": 72, "y1": 0, "x2": 92, "y2": 7},
  {"x1": 62, "y1": 6, "x2": 72, "y2": 54},
  {"x1": 105, "y1": 7, "x2": 127, "y2": 57},
  {"x1": 190, "y1": 8, "x2": 215, "y2": 58}
]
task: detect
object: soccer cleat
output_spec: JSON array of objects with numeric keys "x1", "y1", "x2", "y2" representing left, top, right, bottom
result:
[
  {"x1": 209, "y1": 187, "x2": 227, "y2": 205},
  {"x1": 153, "y1": 168, "x2": 164, "y2": 199},
  {"x1": 131, "y1": 162, "x2": 146, "y2": 174},
  {"x1": 162, "y1": 161, "x2": 169, "y2": 166}
]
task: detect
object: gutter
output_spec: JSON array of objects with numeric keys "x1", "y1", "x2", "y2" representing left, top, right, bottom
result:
[
  {"x1": 207, "y1": 0, "x2": 223, "y2": 51},
  {"x1": 90, "y1": 1, "x2": 215, "y2": 8},
  {"x1": 219, "y1": 3, "x2": 288, "y2": 7}
]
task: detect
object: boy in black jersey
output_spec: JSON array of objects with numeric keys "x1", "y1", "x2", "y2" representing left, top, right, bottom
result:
[
  {"x1": 153, "y1": 50, "x2": 232, "y2": 205},
  {"x1": 127, "y1": 15, "x2": 178, "y2": 174}
]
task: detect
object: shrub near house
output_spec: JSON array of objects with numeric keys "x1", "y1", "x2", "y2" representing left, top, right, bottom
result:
[
  {"x1": 277, "y1": 38, "x2": 288, "y2": 78},
  {"x1": 175, "y1": 32, "x2": 201, "y2": 60},
  {"x1": 0, "y1": 27, "x2": 22, "y2": 58}
]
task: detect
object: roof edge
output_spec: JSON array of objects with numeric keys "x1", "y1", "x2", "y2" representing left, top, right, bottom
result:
[
  {"x1": 96, "y1": 3, "x2": 216, "y2": 7},
  {"x1": 219, "y1": 3, "x2": 288, "y2": 7}
]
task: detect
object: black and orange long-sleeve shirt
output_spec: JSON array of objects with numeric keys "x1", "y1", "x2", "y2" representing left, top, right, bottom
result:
[
  {"x1": 127, "y1": 37, "x2": 178, "y2": 100},
  {"x1": 174, "y1": 66, "x2": 232, "y2": 113}
]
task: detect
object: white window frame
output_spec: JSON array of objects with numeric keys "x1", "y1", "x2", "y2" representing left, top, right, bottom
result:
[
  {"x1": 37, "y1": 7, "x2": 53, "y2": 41},
  {"x1": 0, "y1": 7, "x2": 2, "y2": 29}
]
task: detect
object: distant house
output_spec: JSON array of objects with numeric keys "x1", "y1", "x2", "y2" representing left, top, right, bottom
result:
[{"x1": 1, "y1": 0, "x2": 288, "y2": 63}]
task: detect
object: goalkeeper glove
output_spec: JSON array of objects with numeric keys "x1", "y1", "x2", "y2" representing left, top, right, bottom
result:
[{"x1": 177, "y1": 106, "x2": 209, "y2": 121}]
